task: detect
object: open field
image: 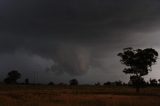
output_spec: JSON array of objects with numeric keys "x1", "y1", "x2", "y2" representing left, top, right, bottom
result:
[{"x1": 0, "y1": 85, "x2": 160, "y2": 106}]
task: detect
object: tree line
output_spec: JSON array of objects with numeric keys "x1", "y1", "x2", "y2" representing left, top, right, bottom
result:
[{"x1": 2, "y1": 70, "x2": 160, "y2": 87}]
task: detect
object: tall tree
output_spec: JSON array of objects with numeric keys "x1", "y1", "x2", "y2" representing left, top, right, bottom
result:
[
  {"x1": 69, "y1": 79, "x2": 78, "y2": 86},
  {"x1": 149, "y1": 79, "x2": 158, "y2": 87},
  {"x1": 4, "y1": 70, "x2": 21, "y2": 84},
  {"x1": 118, "y1": 47, "x2": 158, "y2": 92}
]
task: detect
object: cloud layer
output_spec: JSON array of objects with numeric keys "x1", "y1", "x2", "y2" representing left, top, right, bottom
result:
[{"x1": 0, "y1": 0, "x2": 160, "y2": 83}]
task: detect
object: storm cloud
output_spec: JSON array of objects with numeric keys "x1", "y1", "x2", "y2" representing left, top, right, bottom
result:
[{"x1": 0, "y1": 0, "x2": 160, "y2": 83}]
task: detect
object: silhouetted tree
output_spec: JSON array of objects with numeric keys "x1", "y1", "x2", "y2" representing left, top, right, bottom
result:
[
  {"x1": 129, "y1": 76, "x2": 146, "y2": 87},
  {"x1": 69, "y1": 79, "x2": 78, "y2": 86},
  {"x1": 114, "y1": 80, "x2": 122, "y2": 86},
  {"x1": 118, "y1": 47, "x2": 158, "y2": 92},
  {"x1": 149, "y1": 79, "x2": 158, "y2": 87},
  {"x1": 4, "y1": 70, "x2": 21, "y2": 84},
  {"x1": 48, "y1": 81, "x2": 54, "y2": 85},
  {"x1": 103, "y1": 81, "x2": 111, "y2": 86},
  {"x1": 158, "y1": 79, "x2": 160, "y2": 85},
  {"x1": 25, "y1": 78, "x2": 29, "y2": 85}
]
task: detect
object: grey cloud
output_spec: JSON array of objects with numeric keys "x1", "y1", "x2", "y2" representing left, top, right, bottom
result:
[
  {"x1": 0, "y1": 0, "x2": 160, "y2": 82},
  {"x1": 0, "y1": 51, "x2": 53, "y2": 82}
]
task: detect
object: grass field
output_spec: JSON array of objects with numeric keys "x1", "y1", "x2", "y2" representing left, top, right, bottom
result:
[{"x1": 0, "y1": 85, "x2": 160, "y2": 106}]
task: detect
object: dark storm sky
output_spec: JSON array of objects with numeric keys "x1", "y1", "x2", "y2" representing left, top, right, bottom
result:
[{"x1": 0, "y1": 0, "x2": 160, "y2": 84}]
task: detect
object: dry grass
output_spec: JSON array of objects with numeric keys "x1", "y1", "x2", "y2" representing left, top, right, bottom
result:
[{"x1": 0, "y1": 85, "x2": 159, "y2": 106}]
